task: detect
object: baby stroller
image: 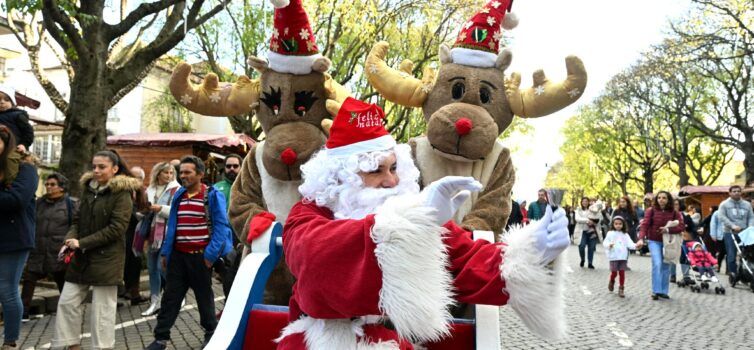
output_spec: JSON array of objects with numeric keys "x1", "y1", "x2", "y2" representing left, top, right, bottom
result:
[
  {"x1": 677, "y1": 240, "x2": 726, "y2": 295},
  {"x1": 730, "y1": 227, "x2": 754, "y2": 293}
]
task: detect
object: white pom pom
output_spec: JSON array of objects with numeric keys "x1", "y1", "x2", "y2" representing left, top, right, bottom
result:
[
  {"x1": 270, "y1": 0, "x2": 290, "y2": 8},
  {"x1": 502, "y1": 12, "x2": 519, "y2": 30}
]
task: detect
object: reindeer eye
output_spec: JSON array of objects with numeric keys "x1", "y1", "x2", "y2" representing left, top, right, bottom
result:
[
  {"x1": 480, "y1": 87, "x2": 491, "y2": 104},
  {"x1": 452, "y1": 82, "x2": 465, "y2": 100},
  {"x1": 260, "y1": 87, "x2": 282, "y2": 115},
  {"x1": 294, "y1": 91, "x2": 318, "y2": 117}
]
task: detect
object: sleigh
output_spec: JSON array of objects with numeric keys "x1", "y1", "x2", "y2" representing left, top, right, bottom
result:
[{"x1": 204, "y1": 223, "x2": 502, "y2": 350}]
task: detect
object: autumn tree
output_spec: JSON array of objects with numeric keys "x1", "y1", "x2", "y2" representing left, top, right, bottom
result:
[
  {"x1": 6, "y1": 0, "x2": 230, "y2": 194},
  {"x1": 670, "y1": 0, "x2": 754, "y2": 185}
]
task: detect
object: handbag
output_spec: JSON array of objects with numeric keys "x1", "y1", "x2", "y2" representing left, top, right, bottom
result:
[
  {"x1": 662, "y1": 232, "x2": 682, "y2": 263},
  {"x1": 132, "y1": 212, "x2": 155, "y2": 257}
]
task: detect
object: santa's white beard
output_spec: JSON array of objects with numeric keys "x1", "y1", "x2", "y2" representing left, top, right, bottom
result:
[{"x1": 332, "y1": 183, "x2": 419, "y2": 220}]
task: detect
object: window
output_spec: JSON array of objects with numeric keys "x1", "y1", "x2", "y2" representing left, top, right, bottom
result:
[
  {"x1": 107, "y1": 107, "x2": 120, "y2": 123},
  {"x1": 31, "y1": 135, "x2": 62, "y2": 164}
]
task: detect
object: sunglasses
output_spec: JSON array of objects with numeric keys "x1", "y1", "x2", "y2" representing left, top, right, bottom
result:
[{"x1": 225, "y1": 164, "x2": 240, "y2": 169}]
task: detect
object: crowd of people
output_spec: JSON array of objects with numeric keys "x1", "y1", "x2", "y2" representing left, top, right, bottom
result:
[{"x1": 509, "y1": 186, "x2": 754, "y2": 300}]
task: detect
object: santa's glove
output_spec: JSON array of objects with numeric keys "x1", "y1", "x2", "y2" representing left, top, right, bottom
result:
[
  {"x1": 247, "y1": 211, "x2": 276, "y2": 243},
  {"x1": 532, "y1": 206, "x2": 570, "y2": 265},
  {"x1": 421, "y1": 176, "x2": 483, "y2": 225}
]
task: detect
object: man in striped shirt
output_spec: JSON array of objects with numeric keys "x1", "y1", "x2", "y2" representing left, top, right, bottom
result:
[{"x1": 146, "y1": 156, "x2": 233, "y2": 350}]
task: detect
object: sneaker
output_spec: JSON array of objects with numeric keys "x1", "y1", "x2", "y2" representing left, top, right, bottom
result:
[
  {"x1": 580, "y1": 260, "x2": 584, "y2": 268},
  {"x1": 658, "y1": 293, "x2": 670, "y2": 299},
  {"x1": 651, "y1": 294, "x2": 659, "y2": 300},
  {"x1": 1, "y1": 344, "x2": 19, "y2": 349},
  {"x1": 701, "y1": 274, "x2": 710, "y2": 282},
  {"x1": 608, "y1": 279, "x2": 615, "y2": 292},
  {"x1": 618, "y1": 286, "x2": 625, "y2": 298},
  {"x1": 711, "y1": 276, "x2": 719, "y2": 283},
  {"x1": 21, "y1": 311, "x2": 30, "y2": 323},
  {"x1": 145, "y1": 340, "x2": 168, "y2": 350},
  {"x1": 588, "y1": 264, "x2": 595, "y2": 269}
]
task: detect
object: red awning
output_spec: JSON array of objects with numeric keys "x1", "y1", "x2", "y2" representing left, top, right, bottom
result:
[
  {"x1": 107, "y1": 133, "x2": 256, "y2": 148},
  {"x1": 16, "y1": 92, "x2": 40, "y2": 109}
]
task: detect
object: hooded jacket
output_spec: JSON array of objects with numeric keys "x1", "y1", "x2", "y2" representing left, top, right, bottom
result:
[
  {"x1": 0, "y1": 163, "x2": 38, "y2": 253},
  {"x1": 65, "y1": 172, "x2": 141, "y2": 286},
  {"x1": 0, "y1": 108, "x2": 34, "y2": 148}
]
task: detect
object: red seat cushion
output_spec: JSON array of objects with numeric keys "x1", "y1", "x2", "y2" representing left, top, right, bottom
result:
[
  {"x1": 243, "y1": 308, "x2": 290, "y2": 350},
  {"x1": 426, "y1": 322, "x2": 475, "y2": 350}
]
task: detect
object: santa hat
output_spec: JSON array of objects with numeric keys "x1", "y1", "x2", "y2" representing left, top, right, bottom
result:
[
  {"x1": 326, "y1": 97, "x2": 395, "y2": 158},
  {"x1": 451, "y1": 0, "x2": 518, "y2": 68},
  {"x1": 0, "y1": 84, "x2": 17, "y2": 106},
  {"x1": 267, "y1": 0, "x2": 323, "y2": 75}
]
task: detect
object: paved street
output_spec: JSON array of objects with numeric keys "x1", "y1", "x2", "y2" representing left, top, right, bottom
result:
[{"x1": 14, "y1": 245, "x2": 753, "y2": 349}]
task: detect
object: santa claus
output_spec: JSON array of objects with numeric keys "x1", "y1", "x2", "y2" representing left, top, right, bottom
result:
[{"x1": 276, "y1": 97, "x2": 570, "y2": 349}]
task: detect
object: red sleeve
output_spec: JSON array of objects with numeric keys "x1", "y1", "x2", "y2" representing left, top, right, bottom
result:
[
  {"x1": 639, "y1": 208, "x2": 651, "y2": 240},
  {"x1": 283, "y1": 201, "x2": 382, "y2": 319},
  {"x1": 442, "y1": 221, "x2": 508, "y2": 306},
  {"x1": 707, "y1": 252, "x2": 718, "y2": 266}
]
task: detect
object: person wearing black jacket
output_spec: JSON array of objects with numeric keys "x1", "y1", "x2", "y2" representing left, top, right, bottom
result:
[
  {"x1": 506, "y1": 198, "x2": 524, "y2": 231},
  {"x1": 0, "y1": 85, "x2": 34, "y2": 152},
  {"x1": 671, "y1": 199, "x2": 697, "y2": 284}
]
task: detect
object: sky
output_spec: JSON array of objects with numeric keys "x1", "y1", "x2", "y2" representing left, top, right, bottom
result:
[{"x1": 499, "y1": 0, "x2": 693, "y2": 203}]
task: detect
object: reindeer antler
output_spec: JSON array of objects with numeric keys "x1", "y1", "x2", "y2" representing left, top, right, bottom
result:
[
  {"x1": 169, "y1": 62, "x2": 260, "y2": 117},
  {"x1": 505, "y1": 55, "x2": 587, "y2": 118},
  {"x1": 365, "y1": 41, "x2": 435, "y2": 108}
]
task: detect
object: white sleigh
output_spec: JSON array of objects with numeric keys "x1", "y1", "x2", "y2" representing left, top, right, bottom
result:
[{"x1": 206, "y1": 223, "x2": 501, "y2": 350}]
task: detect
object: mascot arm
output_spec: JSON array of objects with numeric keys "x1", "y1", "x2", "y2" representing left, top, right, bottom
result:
[
  {"x1": 461, "y1": 149, "x2": 515, "y2": 238},
  {"x1": 229, "y1": 145, "x2": 267, "y2": 245}
]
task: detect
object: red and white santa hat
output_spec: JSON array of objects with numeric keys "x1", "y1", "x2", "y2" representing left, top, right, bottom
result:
[
  {"x1": 326, "y1": 97, "x2": 395, "y2": 158},
  {"x1": 451, "y1": 0, "x2": 517, "y2": 68},
  {"x1": 268, "y1": 0, "x2": 323, "y2": 75}
]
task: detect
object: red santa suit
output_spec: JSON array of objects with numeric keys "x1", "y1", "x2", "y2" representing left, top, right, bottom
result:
[{"x1": 275, "y1": 195, "x2": 566, "y2": 349}]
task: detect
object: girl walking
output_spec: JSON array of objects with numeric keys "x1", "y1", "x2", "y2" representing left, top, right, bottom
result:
[{"x1": 604, "y1": 216, "x2": 636, "y2": 297}]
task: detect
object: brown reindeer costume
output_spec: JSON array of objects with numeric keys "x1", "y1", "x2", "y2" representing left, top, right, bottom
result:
[
  {"x1": 169, "y1": 0, "x2": 348, "y2": 305},
  {"x1": 366, "y1": 0, "x2": 587, "y2": 238}
]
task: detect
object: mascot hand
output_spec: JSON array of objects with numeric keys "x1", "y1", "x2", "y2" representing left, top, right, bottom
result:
[
  {"x1": 532, "y1": 206, "x2": 569, "y2": 265},
  {"x1": 247, "y1": 211, "x2": 277, "y2": 243},
  {"x1": 421, "y1": 176, "x2": 482, "y2": 225}
]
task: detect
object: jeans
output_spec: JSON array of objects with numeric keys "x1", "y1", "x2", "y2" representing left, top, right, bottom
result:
[
  {"x1": 648, "y1": 240, "x2": 671, "y2": 295},
  {"x1": 578, "y1": 233, "x2": 597, "y2": 265},
  {"x1": 146, "y1": 247, "x2": 165, "y2": 298},
  {"x1": 723, "y1": 232, "x2": 739, "y2": 274},
  {"x1": 154, "y1": 251, "x2": 217, "y2": 341},
  {"x1": 0, "y1": 250, "x2": 30, "y2": 343}
]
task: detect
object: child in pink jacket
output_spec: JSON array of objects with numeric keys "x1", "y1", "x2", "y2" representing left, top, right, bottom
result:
[{"x1": 687, "y1": 242, "x2": 719, "y2": 282}]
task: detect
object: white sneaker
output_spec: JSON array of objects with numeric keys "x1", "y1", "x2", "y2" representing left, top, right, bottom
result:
[
  {"x1": 710, "y1": 276, "x2": 719, "y2": 283},
  {"x1": 701, "y1": 274, "x2": 710, "y2": 282}
]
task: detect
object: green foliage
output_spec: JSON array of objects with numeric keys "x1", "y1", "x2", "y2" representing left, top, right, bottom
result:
[{"x1": 145, "y1": 88, "x2": 195, "y2": 133}]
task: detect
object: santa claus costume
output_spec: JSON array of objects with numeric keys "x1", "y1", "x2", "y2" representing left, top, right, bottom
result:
[{"x1": 276, "y1": 98, "x2": 569, "y2": 349}]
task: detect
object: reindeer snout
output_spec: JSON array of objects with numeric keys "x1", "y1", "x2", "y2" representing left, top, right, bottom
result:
[
  {"x1": 455, "y1": 118, "x2": 473, "y2": 136},
  {"x1": 280, "y1": 148, "x2": 298, "y2": 166}
]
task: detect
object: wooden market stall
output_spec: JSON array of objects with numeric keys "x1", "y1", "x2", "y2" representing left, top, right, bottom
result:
[
  {"x1": 678, "y1": 185, "x2": 754, "y2": 217},
  {"x1": 107, "y1": 133, "x2": 254, "y2": 184}
]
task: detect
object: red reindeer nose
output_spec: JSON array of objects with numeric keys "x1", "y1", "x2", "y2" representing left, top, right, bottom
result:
[
  {"x1": 455, "y1": 118, "x2": 473, "y2": 136},
  {"x1": 280, "y1": 148, "x2": 297, "y2": 166}
]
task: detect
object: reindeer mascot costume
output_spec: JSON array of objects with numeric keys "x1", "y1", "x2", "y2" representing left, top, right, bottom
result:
[
  {"x1": 365, "y1": 0, "x2": 587, "y2": 237},
  {"x1": 169, "y1": 0, "x2": 348, "y2": 305}
]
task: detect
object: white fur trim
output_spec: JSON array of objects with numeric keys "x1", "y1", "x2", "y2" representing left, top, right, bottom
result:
[
  {"x1": 502, "y1": 12, "x2": 519, "y2": 29},
  {"x1": 500, "y1": 223, "x2": 567, "y2": 339},
  {"x1": 327, "y1": 135, "x2": 397, "y2": 158},
  {"x1": 276, "y1": 316, "x2": 400, "y2": 350},
  {"x1": 267, "y1": 51, "x2": 323, "y2": 75},
  {"x1": 372, "y1": 195, "x2": 454, "y2": 343},
  {"x1": 270, "y1": 0, "x2": 289, "y2": 8},
  {"x1": 450, "y1": 47, "x2": 497, "y2": 68}
]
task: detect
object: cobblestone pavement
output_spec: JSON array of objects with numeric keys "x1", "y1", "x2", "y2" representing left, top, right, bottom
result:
[{"x1": 16, "y1": 246, "x2": 754, "y2": 349}]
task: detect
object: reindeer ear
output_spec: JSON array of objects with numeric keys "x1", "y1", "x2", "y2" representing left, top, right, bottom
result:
[
  {"x1": 312, "y1": 57, "x2": 332, "y2": 73},
  {"x1": 248, "y1": 56, "x2": 269, "y2": 73},
  {"x1": 439, "y1": 44, "x2": 452, "y2": 65},
  {"x1": 496, "y1": 49, "x2": 512, "y2": 72}
]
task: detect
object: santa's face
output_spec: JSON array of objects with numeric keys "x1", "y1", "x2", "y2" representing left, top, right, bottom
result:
[{"x1": 357, "y1": 153, "x2": 398, "y2": 189}]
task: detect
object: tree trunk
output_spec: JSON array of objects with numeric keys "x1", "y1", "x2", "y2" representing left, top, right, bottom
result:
[
  {"x1": 743, "y1": 141, "x2": 754, "y2": 187},
  {"x1": 643, "y1": 165, "x2": 654, "y2": 195},
  {"x1": 677, "y1": 154, "x2": 690, "y2": 187},
  {"x1": 59, "y1": 60, "x2": 111, "y2": 196}
]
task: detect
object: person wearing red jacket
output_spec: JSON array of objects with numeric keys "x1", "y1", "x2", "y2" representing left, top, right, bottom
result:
[
  {"x1": 636, "y1": 191, "x2": 685, "y2": 300},
  {"x1": 687, "y1": 242, "x2": 719, "y2": 283},
  {"x1": 275, "y1": 98, "x2": 570, "y2": 350}
]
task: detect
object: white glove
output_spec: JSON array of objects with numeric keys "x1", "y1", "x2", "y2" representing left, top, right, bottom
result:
[
  {"x1": 532, "y1": 206, "x2": 570, "y2": 265},
  {"x1": 421, "y1": 176, "x2": 483, "y2": 225}
]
